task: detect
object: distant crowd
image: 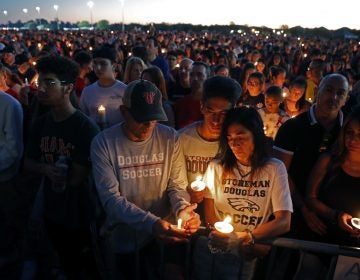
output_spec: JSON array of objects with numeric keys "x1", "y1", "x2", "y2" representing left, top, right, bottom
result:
[{"x1": 0, "y1": 28, "x2": 359, "y2": 280}]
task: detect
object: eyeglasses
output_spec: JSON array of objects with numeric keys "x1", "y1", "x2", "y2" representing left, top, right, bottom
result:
[{"x1": 38, "y1": 78, "x2": 67, "y2": 88}]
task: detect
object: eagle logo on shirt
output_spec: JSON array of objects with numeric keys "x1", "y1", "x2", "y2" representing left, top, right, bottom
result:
[{"x1": 228, "y1": 198, "x2": 260, "y2": 213}]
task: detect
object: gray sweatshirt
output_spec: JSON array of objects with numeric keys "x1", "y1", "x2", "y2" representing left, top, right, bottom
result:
[
  {"x1": 91, "y1": 122, "x2": 190, "y2": 252},
  {"x1": 0, "y1": 92, "x2": 23, "y2": 182}
]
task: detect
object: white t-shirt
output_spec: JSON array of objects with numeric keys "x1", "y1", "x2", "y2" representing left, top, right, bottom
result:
[
  {"x1": 178, "y1": 122, "x2": 219, "y2": 183},
  {"x1": 79, "y1": 80, "x2": 126, "y2": 127},
  {"x1": 203, "y1": 158, "x2": 293, "y2": 232},
  {"x1": 258, "y1": 108, "x2": 289, "y2": 140}
]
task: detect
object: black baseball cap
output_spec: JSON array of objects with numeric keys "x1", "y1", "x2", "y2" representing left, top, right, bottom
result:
[{"x1": 123, "y1": 80, "x2": 168, "y2": 122}]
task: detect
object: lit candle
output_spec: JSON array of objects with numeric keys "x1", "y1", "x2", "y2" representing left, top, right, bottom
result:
[
  {"x1": 97, "y1": 105, "x2": 106, "y2": 124},
  {"x1": 190, "y1": 176, "x2": 205, "y2": 192},
  {"x1": 89, "y1": 46, "x2": 93, "y2": 51},
  {"x1": 177, "y1": 218, "x2": 183, "y2": 230},
  {"x1": 351, "y1": 218, "x2": 360, "y2": 230},
  {"x1": 214, "y1": 216, "x2": 234, "y2": 234},
  {"x1": 128, "y1": 52, "x2": 132, "y2": 57},
  {"x1": 308, "y1": 97, "x2": 312, "y2": 103},
  {"x1": 263, "y1": 126, "x2": 268, "y2": 136},
  {"x1": 282, "y1": 91, "x2": 287, "y2": 98}
]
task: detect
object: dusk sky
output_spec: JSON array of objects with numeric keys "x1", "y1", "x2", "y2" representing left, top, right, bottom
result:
[{"x1": 0, "y1": 0, "x2": 359, "y2": 30}]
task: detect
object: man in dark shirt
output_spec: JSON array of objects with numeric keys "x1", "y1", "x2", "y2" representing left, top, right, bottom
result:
[{"x1": 273, "y1": 73, "x2": 349, "y2": 236}]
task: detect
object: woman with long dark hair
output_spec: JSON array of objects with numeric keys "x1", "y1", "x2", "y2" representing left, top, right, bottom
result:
[
  {"x1": 193, "y1": 107, "x2": 292, "y2": 280},
  {"x1": 306, "y1": 105, "x2": 360, "y2": 246}
]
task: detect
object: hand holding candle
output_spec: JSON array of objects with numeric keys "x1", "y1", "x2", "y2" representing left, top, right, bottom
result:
[
  {"x1": 190, "y1": 176, "x2": 206, "y2": 192},
  {"x1": 188, "y1": 176, "x2": 206, "y2": 203},
  {"x1": 177, "y1": 203, "x2": 201, "y2": 234},
  {"x1": 208, "y1": 216, "x2": 239, "y2": 254},
  {"x1": 214, "y1": 216, "x2": 234, "y2": 234}
]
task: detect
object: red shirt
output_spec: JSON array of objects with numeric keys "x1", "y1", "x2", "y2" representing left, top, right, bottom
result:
[{"x1": 174, "y1": 95, "x2": 202, "y2": 129}]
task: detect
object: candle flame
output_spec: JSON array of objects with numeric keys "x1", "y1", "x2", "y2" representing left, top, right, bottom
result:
[
  {"x1": 224, "y1": 216, "x2": 232, "y2": 224},
  {"x1": 98, "y1": 105, "x2": 106, "y2": 111},
  {"x1": 351, "y1": 218, "x2": 360, "y2": 230}
]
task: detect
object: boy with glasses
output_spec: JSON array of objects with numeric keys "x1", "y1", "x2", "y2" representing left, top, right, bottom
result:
[{"x1": 24, "y1": 55, "x2": 100, "y2": 279}]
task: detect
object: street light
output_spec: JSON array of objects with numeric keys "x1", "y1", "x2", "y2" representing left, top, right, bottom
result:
[
  {"x1": 87, "y1": 1, "x2": 94, "y2": 26},
  {"x1": 119, "y1": 0, "x2": 125, "y2": 32},
  {"x1": 35, "y1": 6, "x2": 40, "y2": 25},
  {"x1": 3, "y1": 10, "x2": 8, "y2": 29},
  {"x1": 53, "y1": 4, "x2": 59, "y2": 30},
  {"x1": 22, "y1": 8, "x2": 28, "y2": 25}
]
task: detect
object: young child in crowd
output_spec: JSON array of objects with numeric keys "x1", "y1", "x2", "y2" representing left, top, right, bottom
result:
[{"x1": 258, "y1": 85, "x2": 289, "y2": 140}]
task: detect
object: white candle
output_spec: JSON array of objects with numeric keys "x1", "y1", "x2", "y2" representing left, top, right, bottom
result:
[
  {"x1": 97, "y1": 105, "x2": 106, "y2": 124},
  {"x1": 214, "y1": 216, "x2": 234, "y2": 234},
  {"x1": 177, "y1": 218, "x2": 183, "y2": 230},
  {"x1": 190, "y1": 176, "x2": 205, "y2": 192},
  {"x1": 351, "y1": 218, "x2": 360, "y2": 230}
]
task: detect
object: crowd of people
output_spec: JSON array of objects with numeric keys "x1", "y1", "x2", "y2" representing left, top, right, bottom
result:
[{"x1": 0, "y1": 27, "x2": 360, "y2": 280}]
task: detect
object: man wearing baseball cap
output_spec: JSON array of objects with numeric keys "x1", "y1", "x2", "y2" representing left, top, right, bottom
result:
[{"x1": 91, "y1": 79, "x2": 200, "y2": 279}]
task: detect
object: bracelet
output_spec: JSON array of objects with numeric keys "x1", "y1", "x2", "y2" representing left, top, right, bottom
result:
[{"x1": 244, "y1": 229, "x2": 255, "y2": 247}]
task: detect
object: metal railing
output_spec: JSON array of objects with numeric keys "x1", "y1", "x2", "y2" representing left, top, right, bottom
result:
[{"x1": 91, "y1": 224, "x2": 360, "y2": 280}]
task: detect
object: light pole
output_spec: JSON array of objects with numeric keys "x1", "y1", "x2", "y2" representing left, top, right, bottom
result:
[
  {"x1": 22, "y1": 8, "x2": 28, "y2": 27},
  {"x1": 35, "y1": 6, "x2": 40, "y2": 25},
  {"x1": 87, "y1": 1, "x2": 94, "y2": 27},
  {"x1": 53, "y1": 4, "x2": 59, "y2": 30},
  {"x1": 119, "y1": 0, "x2": 125, "y2": 32},
  {"x1": 3, "y1": 10, "x2": 8, "y2": 29}
]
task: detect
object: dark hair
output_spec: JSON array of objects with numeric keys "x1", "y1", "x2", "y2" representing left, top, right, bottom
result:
[
  {"x1": 320, "y1": 105, "x2": 360, "y2": 188},
  {"x1": 92, "y1": 45, "x2": 117, "y2": 64},
  {"x1": 248, "y1": 71, "x2": 265, "y2": 84},
  {"x1": 203, "y1": 75, "x2": 241, "y2": 106},
  {"x1": 332, "y1": 105, "x2": 360, "y2": 163},
  {"x1": 73, "y1": 50, "x2": 92, "y2": 67},
  {"x1": 269, "y1": 66, "x2": 286, "y2": 80},
  {"x1": 265, "y1": 85, "x2": 283, "y2": 99},
  {"x1": 141, "y1": 66, "x2": 168, "y2": 100},
  {"x1": 218, "y1": 107, "x2": 268, "y2": 175},
  {"x1": 288, "y1": 76, "x2": 308, "y2": 109},
  {"x1": 214, "y1": 64, "x2": 229, "y2": 74},
  {"x1": 192, "y1": 61, "x2": 210, "y2": 76},
  {"x1": 36, "y1": 55, "x2": 80, "y2": 84}
]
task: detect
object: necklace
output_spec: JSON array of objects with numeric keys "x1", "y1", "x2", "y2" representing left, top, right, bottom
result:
[{"x1": 236, "y1": 162, "x2": 252, "y2": 178}]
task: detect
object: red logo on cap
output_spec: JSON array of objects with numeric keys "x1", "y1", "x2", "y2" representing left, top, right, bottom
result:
[{"x1": 143, "y1": 92, "x2": 156, "y2": 104}]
